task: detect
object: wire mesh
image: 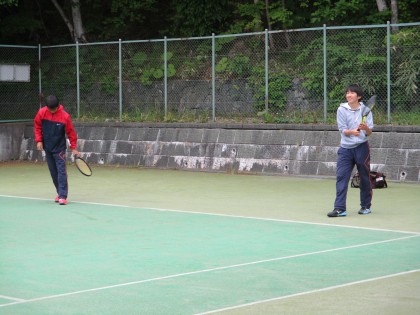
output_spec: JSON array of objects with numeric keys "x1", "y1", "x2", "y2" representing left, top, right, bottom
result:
[
  {"x1": 122, "y1": 41, "x2": 165, "y2": 121},
  {"x1": 0, "y1": 23, "x2": 419, "y2": 124},
  {"x1": 214, "y1": 34, "x2": 264, "y2": 120},
  {"x1": 41, "y1": 46, "x2": 78, "y2": 117},
  {"x1": 0, "y1": 46, "x2": 39, "y2": 120},
  {"x1": 78, "y1": 43, "x2": 120, "y2": 120},
  {"x1": 269, "y1": 29, "x2": 325, "y2": 123},
  {"x1": 389, "y1": 25, "x2": 420, "y2": 125},
  {"x1": 167, "y1": 38, "x2": 213, "y2": 122},
  {"x1": 325, "y1": 27, "x2": 388, "y2": 123}
]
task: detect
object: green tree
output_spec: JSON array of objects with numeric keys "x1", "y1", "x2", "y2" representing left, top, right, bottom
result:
[
  {"x1": 0, "y1": 0, "x2": 160, "y2": 44},
  {"x1": 50, "y1": 0, "x2": 87, "y2": 42},
  {"x1": 167, "y1": 0, "x2": 232, "y2": 37},
  {"x1": 391, "y1": 29, "x2": 419, "y2": 111},
  {"x1": 95, "y1": 0, "x2": 158, "y2": 40},
  {"x1": 1, "y1": 0, "x2": 419, "y2": 45},
  {"x1": 295, "y1": 29, "x2": 387, "y2": 103},
  {"x1": 0, "y1": 1, "x2": 43, "y2": 43},
  {"x1": 0, "y1": 0, "x2": 17, "y2": 6},
  {"x1": 301, "y1": 0, "x2": 378, "y2": 26}
]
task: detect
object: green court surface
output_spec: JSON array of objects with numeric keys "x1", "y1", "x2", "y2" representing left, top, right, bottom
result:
[{"x1": 1, "y1": 162, "x2": 419, "y2": 314}]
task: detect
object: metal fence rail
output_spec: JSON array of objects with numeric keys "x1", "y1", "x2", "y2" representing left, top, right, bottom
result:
[{"x1": 1, "y1": 22, "x2": 419, "y2": 124}]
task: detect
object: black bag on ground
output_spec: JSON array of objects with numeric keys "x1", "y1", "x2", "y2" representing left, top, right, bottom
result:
[{"x1": 351, "y1": 171, "x2": 388, "y2": 189}]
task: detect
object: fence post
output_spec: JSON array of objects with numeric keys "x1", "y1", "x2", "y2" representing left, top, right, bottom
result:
[
  {"x1": 119, "y1": 39, "x2": 123, "y2": 121},
  {"x1": 212, "y1": 33, "x2": 216, "y2": 121},
  {"x1": 386, "y1": 21, "x2": 391, "y2": 123},
  {"x1": 323, "y1": 24, "x2": 327, "y2": 122},
  {"x1": 265, "y1": 29, "x2": 269, "y2": 113},
  {"x1": 38, "y1": 44, "x2": 42, "y2": 108},
  {"x1": 164, "y1": 36, "x2": 168, "y2": 119},
  {"x1": 76, "y1": 41, "x2": 80, "y2": 119}
]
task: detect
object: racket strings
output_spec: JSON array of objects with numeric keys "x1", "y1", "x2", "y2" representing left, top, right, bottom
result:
[{"x1": 75, "y1": 158, "x2": 92, "y2": 176}]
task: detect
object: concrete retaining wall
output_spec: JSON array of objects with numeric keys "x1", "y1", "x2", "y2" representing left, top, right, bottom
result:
[
  {"x1": 0, "y1": 123, "x2": 26, "y2": 161},
  {"x1": 14, "y1": 122, "x2": 420, "y2": 183}
]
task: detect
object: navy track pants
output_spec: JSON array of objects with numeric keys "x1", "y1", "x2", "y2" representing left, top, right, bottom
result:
[
  {"x1": 45, "y1": 150, "x2": 68, "y2": 199},
  {"x1": 334, "y1": 141, "x2": 372, "y2": 211}
]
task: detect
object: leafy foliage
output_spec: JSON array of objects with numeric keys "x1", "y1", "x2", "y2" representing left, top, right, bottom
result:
[
  {"x1": 216, "y1": 55, "x2": 251, "y2": 78},
  {"x1": 1, "y1": 0, "x2": 420, "y2": 45},
  {"x1": 295, "y1": 29, "x2": 387, "y2": 105},
  {"x1": 391, "y1": 29, "x2": 419, "y2": 111},
  {"x1": 2, "y1": 1, "x2": 420, "y2": 125},
  {"x1": 168, "y1": 0, "x2": 232, "y2": 37},
  {"x1": 248, "y1": 64, "x2": 293, "y2": 113},
  {"x1": 0, "y1": 0, "x2": 17, "y2": 6},
  {"x1": 124, "y1": 48, "x2": 176, "y2": 86}
]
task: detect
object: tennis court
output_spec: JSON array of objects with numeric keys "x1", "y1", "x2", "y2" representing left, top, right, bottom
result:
[{"x1": 1, "y1": 162, "x2": 419, "y2": 314}]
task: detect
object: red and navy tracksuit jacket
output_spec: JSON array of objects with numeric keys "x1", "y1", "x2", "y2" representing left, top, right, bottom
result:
[{"x1": 34, "y1": 105, "x2": 77, "y2": 153}]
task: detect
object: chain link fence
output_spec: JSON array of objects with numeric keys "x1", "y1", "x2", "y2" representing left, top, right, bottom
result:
[
  {"x1": 1, "y1": 22, "x2": 419, "y2": 124},
  {"x1": 122, "y1": 40, "x2": 164, "y2": 120},
  {"x1": 0, "y1": 45, "x2": 39, "y2": 120}
]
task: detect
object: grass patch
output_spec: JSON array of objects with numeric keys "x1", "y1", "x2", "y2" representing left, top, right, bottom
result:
[{"x1": 75, "y1": 109, "x2": 420, "y2": 126}]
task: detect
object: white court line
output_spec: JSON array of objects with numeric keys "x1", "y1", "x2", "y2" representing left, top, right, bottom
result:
[
  {"x1": 195, "y1": 269, "x2": 420, "y2": 315},
  {"x1": 0, "y1": 295, "x2": 26, "y2": 302},
  {"x1": 0, "y1": 234, "x2": 418, "y2": 308},
  {"x1": 1, "y1": 194, "x2": 419, "y2": 235}
]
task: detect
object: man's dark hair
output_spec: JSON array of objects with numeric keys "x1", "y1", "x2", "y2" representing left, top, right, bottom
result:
[
  {"x1": 45, "y1": 95, "x2": 59, "y2": 109},
  {"x1": 345, "y1": 84, "x2": 364, "y2": 100}
]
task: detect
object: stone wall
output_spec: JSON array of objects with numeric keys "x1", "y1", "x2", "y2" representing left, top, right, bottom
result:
[
  {"x1": 16, "y1": 122, "x2": 420, "y2": 183},
  {"x1": 0, "y1": 123, "x2": 26, "y2": 161}
]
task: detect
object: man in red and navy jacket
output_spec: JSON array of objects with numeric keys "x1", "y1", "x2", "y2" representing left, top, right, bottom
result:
[{"x1": 34, "y1": 95, "x2": 80, "y2": 205}]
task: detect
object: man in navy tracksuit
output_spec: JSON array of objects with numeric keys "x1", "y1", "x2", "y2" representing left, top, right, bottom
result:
[
  {"x1": 328, "y1": 85, "x2": 374, "y2": 217},
  {"x1": 34, "y1": 95, "x2": 79, "y2": 205}
]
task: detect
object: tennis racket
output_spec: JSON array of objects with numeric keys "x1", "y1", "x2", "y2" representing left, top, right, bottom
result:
[
  {"x1": 74, "y1": 155, "x2": 92, "y2": 176},
  {"x1": 358, "y1": 95, "x2": 376, "y2": 131}
]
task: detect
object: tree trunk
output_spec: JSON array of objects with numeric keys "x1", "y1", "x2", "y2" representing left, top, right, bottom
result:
[
  {"x1": 50, "y1": 0, "x2": 86, "y2": 42},
  {"x1": 281, "y1": 0, "x2": 291, "y2": 49},
  {"x1": 71, "y1": 0, "x2": 87, "y2": 42},
  {"x1": 264, "y1": 0, "x2": 275, "y2": 50},
  {"x1": 50, "y1": 0, "x2": 75, "y2": 41},
  {"x1": 254, "y1": 0, "x2": 262, "y2": 31},
  {"x1": 390, "y1": 0, "x2": 399, "y2": 32},
  {"x1": 375, "y1": 0, "x2": 387, "y2": 11}
]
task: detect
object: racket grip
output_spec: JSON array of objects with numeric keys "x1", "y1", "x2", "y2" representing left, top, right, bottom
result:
[{"x1": 357, "y1": 117, "x2": 367, "y2": 131}]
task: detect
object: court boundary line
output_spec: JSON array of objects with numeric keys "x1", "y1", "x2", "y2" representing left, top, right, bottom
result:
[
  {"x1": 0, "y1": 234, "x2": 418, "y2": 308},
  {"x1": 195, "y1": 269, "x2": 420, "y2": 315},
  {"x1": 0, "y1": 295, "x2": 26, "y2": 302},
  {"x1": 1, "y1": 194, "x2": 419, "y2": 235}
]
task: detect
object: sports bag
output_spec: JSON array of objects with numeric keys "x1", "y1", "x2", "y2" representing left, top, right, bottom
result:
[{"x1": 351, "y1": 171, "x2": 388, "y2": 189}]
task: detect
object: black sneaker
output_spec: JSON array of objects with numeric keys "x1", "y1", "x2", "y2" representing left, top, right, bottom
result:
[{"x1": 327, "y1": 209, "x2": 347, "y2": 217}]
